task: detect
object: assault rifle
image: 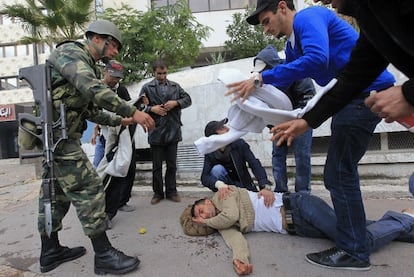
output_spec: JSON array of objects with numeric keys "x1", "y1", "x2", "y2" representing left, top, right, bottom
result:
[{"x1": 18, "y1": 62, "x2": 67, "y2": 237}]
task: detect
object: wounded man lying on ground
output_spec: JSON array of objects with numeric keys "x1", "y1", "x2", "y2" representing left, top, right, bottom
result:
[{"x1": 180, "y1": 183, "x2": 414, "y2": 276}]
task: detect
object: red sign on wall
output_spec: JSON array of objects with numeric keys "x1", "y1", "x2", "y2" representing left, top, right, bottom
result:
[{"x1": 0, "y1": 104, "x2": 16, "y2": 121}]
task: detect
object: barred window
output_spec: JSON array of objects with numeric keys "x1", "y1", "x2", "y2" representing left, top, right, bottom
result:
[
  {"x1": 388, "y1": 131, "x2": 414, "y2": 150},
  {"x1": 152, "y1": 0, "x2": 248, "y2": 12}
]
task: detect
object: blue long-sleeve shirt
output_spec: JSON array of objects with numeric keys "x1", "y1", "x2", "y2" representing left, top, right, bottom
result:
[{"x1": 261, "y1": 6, "x2": 394, "y2": 92}]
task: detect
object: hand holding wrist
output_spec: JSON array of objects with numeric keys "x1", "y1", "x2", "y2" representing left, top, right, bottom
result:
[
  {"x1": 260, "y1": 183, "x2": 273, "y2": 191},
  {"x1": 215, "y1": 180, "x2": 227, "y2": 189}
]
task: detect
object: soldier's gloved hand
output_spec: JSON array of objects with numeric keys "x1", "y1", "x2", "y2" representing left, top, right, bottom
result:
[
  {"x1": 132, "y1": 110, "x2": 155, "y2": 132},
  {"x1": 233, "y1": 259, "x2": 253, "y2": 275}
]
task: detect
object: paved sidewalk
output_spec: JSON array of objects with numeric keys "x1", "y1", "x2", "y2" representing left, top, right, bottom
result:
[{"x1": 0, "y1": 159, "x2": 413, "y2": 277}]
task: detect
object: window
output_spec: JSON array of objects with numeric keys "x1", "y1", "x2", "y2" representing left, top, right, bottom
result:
[
  {"x1": 210, "y1": 0, "x2": 229, "y2": 11},
  {"x1": 38, "y1": 43, "x2": 52, "y2": 55},
  {"x1": 153, "y1": 0, "x2": 179, "y2": 9},
  {"x1": 152, "y1": 0, "x2": 248, "y2": 12},
  {"x1": 96, "y1": 0, "x2": 104, "y2": 16},
  {"x1": 1, "y1": 44, "x2": 33, "y2": 58},
  {"x1": 16, "y1": 45, "x2": 29, "y2": 56},
  {"x1": 3, "y1": 45, "x2": 16, "y2": 58},
  {"x1": 189, "y1": 0, "x2": 209, "y2": 12}
]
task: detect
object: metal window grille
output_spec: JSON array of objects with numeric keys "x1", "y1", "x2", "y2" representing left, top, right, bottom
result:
[{"x1": 177, "y1": 144, "x2": 204, "y2": 172}]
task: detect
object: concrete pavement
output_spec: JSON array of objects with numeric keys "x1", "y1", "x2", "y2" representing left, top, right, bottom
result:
[{"x1": 1, "y1": 159, "x2": 414, "y2": 277}]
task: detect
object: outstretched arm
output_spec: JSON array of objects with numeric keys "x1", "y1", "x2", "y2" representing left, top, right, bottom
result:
[{"x1": 220, "y1": 228, "x2": 253, "y2": 275}]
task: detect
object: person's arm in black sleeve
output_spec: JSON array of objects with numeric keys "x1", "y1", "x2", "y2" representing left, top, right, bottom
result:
[
  {"x1": 117, "y1": 85, "x2": 131, "y2": 101},
  {"x1": 239, "y1": 140, "x2": 271, "y2": 189}
]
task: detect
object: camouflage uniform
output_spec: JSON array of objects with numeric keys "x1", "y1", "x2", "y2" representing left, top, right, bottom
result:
[{"x1": 38, "y1": 40, "x2": 136, "y2": 237}]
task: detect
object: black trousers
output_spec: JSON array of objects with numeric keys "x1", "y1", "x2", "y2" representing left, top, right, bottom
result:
[
  {"x1": 105, "y1": 150, "x2": 136, "y2": 219},
  {"x1": 151, "y1": 142, "x2": 178, "y2": 199}
]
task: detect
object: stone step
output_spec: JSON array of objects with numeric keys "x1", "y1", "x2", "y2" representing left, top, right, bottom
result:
[{"x1": 132, "y1": 182, "x2": 412, "y2": 200}]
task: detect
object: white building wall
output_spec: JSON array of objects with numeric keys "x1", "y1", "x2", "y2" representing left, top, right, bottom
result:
[
  {"x1": 0, "y1": 19, "x2": 26, "y2": 44},
  {"x1": 1, "y1": 0, "x2": 413, "y2": 178},
  {"x1": 129, "y1": 57, "x2": 414, "y2": 179},
  {"x1": 192, "y1": 10, "x2": 244, "y2": 48}
]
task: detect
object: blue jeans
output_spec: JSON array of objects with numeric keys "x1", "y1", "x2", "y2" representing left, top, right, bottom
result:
[
  {"x1": 210, "y1": 164, "x2": 243, "y2": 188},
  {"x1": 93, "y1": 135, "x2": 105, "y2": 169},
  {"x1": 272, "y1": 128, "x2": 312, "y2": 193},
  {"x1": 289, "y1": 192, "x2": 414, "y2": 253},
  {"x1": 324, "y1": 98, "x2": 380, "y2": 262}
]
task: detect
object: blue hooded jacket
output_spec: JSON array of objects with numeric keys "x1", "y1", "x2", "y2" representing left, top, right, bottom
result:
[{"x1": 255, "y1": 45, "x2": 316, "y2": 109}]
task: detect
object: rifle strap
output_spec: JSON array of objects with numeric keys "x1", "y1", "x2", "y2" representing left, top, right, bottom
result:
[{"x1": 105, "y1": 125, "x2": 127, "y2": 162}]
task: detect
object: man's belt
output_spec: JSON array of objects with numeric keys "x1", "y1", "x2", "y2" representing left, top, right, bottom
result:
[{"x1": 282, "y1": 192, "x2": 296, "y2": 235}]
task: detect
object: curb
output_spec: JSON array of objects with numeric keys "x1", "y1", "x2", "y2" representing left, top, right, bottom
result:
[{"x1": 132, "y1": 183, "x2": 413, "y2": 200}]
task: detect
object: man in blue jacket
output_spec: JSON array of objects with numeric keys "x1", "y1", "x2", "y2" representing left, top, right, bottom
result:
[
  {"x1": 226, "y1": 0, "x2": 395, "y2": 271},
  {"x1": 269, "y1": 0, "x2": 414, "y2": 271},
  {"x1": 201, "y1": 118, "x2": 273, "y2": 192}
]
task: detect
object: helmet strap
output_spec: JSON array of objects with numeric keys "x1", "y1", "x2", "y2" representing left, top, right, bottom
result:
[
  {"x1": 87, "y1": 35, "x2": 111, "y2": 63},
  {"x1": 101, "y1": 36, "x2": 114, "y2": 63}
]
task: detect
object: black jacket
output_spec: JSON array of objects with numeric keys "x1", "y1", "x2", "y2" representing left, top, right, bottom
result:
[
  {"x1": 140, "y1": 78, "x2": 192, "y2": 145},
  {"x1": 285, "y1": 78, "x2": 316, "y2": 109},
  {"x1": 201, "y1": 139, "x2": 271, "y2": 192},
  {"x1": 303, "y1": 0, "x2": 414, "y2": 128}
]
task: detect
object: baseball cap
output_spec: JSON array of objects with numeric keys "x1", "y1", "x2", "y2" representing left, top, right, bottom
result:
[
  {"x1": 247, "y1": 0, "x2": 278, "y2": 25},
  {"x1": 204, "y1": 118, "x2": 228, "y2": 137},
  {"x1": 105, "y1": 60, "x2": 124, "y2": 78},
  {"x1": 252, "y1": 45, "x2": 283, "y2": 72}
]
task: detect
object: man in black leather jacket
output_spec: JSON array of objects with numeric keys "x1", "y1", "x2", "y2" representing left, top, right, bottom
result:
[
  {"x1": 139, "y1": 60, "x2": 192, "y2": 205},
  {"x1": 273, "y1": 0, "x2": 414, "y2": 271}
]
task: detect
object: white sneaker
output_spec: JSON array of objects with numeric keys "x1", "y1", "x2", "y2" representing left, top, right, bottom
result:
[{"x1": 119, "y1": 204, "x2": 135, "y2": 212}]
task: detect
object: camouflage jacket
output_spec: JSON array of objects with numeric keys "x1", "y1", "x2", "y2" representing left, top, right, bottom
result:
[{"x1": 48, "y1": 40, "x2": 136, "y2": 140}]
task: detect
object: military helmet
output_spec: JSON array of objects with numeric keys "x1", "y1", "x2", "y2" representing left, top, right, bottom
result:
[{"x1": 86, "y1": 19, "x2": 122, "y2": 50}]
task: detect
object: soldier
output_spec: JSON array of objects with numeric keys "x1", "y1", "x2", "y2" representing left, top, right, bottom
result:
[{"x1": 38, "y1": 19, "x2": 154, "y2": 274}]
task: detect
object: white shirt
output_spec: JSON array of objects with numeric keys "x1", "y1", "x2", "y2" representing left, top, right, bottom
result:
[{"x1": 248, "y1": 191, "x2": 287, "y2": 234}]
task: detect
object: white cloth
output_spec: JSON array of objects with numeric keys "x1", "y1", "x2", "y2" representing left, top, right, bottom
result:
[
  {"x1": 96, "y1": 125, "x2": 133, "y2": 179},
  {"x1": 248, "y1": 191, "x2": 286, "y2": 233},
  {"x1": 194, "y1": 68, "x2": 337, "y2": 155}
]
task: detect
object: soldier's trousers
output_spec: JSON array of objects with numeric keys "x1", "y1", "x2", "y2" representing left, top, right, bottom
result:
[{"x1": 38, "y1": 140, "x2": 107, "y2": 237}]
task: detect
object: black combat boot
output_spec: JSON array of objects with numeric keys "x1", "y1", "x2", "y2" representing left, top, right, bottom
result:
[
  {"x1": 91, "y1": 232, "x2": 140, "y2": 275},
  {"x1": 40, "y1": 232, "x2": 86, "y2": 273}
]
